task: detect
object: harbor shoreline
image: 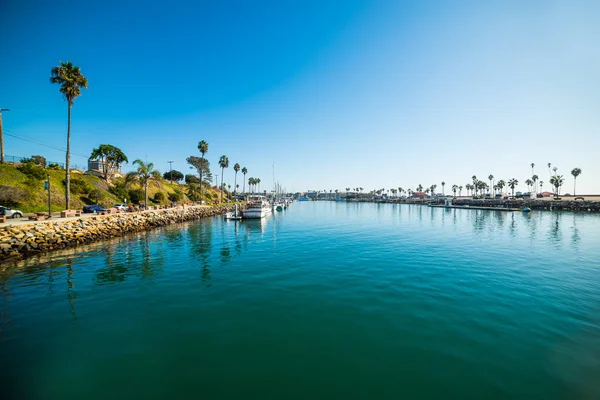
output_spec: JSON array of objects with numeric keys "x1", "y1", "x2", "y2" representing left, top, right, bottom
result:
[{"x1": 0, "y1": 204, "x2": 236, "y2": 263}]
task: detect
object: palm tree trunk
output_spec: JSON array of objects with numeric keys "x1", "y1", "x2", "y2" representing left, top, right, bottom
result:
[
  {"x1": 199, "y1": 156, "x2": 204, "y2": 201},
  {"x1": 220, "y1": 168, "x2": 224, "y2": 203},
  {"x1": 65, "y1": 103, "x2": 72, "y2": 209},
  {"x1": 574, "y1": 178, "x2": 576, "y2": 196},
  {"x1": 243, "y1": 174, "x2": 246, "y2": 193},
  {"x1": 234, "y1": 172, "x2": 237, "y2": 195},
  {"x1": 145, "y1": 180, "x2": 148, "y2": 211}
]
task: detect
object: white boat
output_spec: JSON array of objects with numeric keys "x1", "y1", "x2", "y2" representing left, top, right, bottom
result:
[
  {"x1": 225, "y1": 204, "x2": 243, "y2": 220},
  {"x1": 243, "y1": 195, "x2": 271, "y2": 219}
]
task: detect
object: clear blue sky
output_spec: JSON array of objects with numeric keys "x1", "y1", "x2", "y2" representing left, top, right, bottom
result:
[{"x1": 1, "y1": 0, "x2": 599, "y2": 194}]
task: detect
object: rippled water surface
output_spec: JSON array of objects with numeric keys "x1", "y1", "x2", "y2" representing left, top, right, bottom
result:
[{"x1": 1, "y1": 202, "x2": 600, "y2": 399}]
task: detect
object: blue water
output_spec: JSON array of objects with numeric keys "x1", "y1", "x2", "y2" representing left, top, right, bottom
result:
[{"x1": 1, "y1": 202, "x2": 600, "y2": 399}]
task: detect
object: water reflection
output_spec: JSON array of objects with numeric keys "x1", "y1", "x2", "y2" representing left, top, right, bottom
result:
[{"x1": 187, "y1": 221, "x2": 213, "y2": 286}]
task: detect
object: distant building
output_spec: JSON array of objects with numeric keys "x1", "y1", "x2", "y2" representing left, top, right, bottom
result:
[{"x1": 87, "y1": 158, "x2": 122, "y2": 177}]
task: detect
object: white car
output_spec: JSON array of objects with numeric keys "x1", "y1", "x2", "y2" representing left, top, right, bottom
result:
[
  {"x1": 0, "y1": 205, "x2": 23, "y2": 219},
  {"x1": 112, "y1": 204, "x2": 128, "y2": 211}
]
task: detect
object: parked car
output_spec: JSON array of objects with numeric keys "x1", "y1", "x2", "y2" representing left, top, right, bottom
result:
[
  {"x1": 83, "y1": 204, "x2": 108, "y2": 213},
  {"x1": 112, "y1": 204, "x2": 128, "y2": 211},
  {"x1": 0, "y1": 205, "x2": 23, "y2": 219},
  {"x1": 494, "y1": 194, "x2": 503, "y2": 199}
]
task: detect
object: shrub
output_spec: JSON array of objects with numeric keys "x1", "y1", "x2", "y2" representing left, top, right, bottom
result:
[
  {"x1": 89, "y1": 189, "x2": 104, "y2": 203},
  {"x1": 47, "y1": 163, "x2": 62, "y2": 170},
  {"x1": 68, "y1": 178, "x2": 93, "y2": 195},
  {"x1": 128, "y1": 189, "x2": 144, "y2": 204},
  {"x1": 17, "y1": 162, "x2": 47, "y2": 180},
  {"x1": 0, "y1": 185, "x2": 28, "y2": 206},
  {"x1": 153, "y1": 192, "x2": 166, "y2": 203},
  {"x1": 168, "y1": 190, "x2": 182, "y2": 203},
  {"x1": 20, "y1": 155, "x2": 47, "y2": 167}
]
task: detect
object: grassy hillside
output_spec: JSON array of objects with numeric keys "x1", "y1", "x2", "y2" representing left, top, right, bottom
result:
[{"x1": 0, "y1": 164, "x2": 226, "y2": 213}]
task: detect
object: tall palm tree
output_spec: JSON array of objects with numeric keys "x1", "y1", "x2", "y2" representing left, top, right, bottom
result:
[
  {"x1": 131, "y1": 159, "x2": 161, "y2": 209},
  {"x1": 496, "y1": 180, "x2": 506, "y2": 195},
  {"x1": 219, "y1": 155, "x2": 229, "y2": 203},
  {"x1": 459, "y1": 185, "x2": 463, "y2": 196},
  {"x1": 472, "y1": 176, "x2": 478, "y2": 196},
  {"x1": 242, "y1": 167, "x2": 248, "y2": 193},
  {"x1": 531, "y1": 175, "x2": 538, "y2": 193},
  {"x1": 417, "y1": 184, "x2": 423, "y2": 192},
  {"x1": 508, "y1": 178, "x2": 518, "y2": 196},
  {"x1": 452, "y1": 184, "x2": 458, "y2": 197},
  {"x1": 233, "y1": 163, "x2": 240, "y2": 195},
  {"x1": 441, "y1": 181, "x2": 445, "y2": 196},
  {"x1": 198, "y1": 140, "x2": 208, "y2": 199},
  {"x1": 547, "y1": 163, "x2": 551, "y2": 178},
  {"x1": 539, "y1": 181, "x2": 543, "y2": 193},
  {"x1": 488, "y1": 175, "x2": 494, "y2": 194},
  {"x1": 549, "y1": 175, "x2": 564, "y2": 197},
  {"x1": 50, "y1": 61, "x2": 88, "y2": 209},
  {"x1": 571, "y1": 168, "x2": 582, "y2": 196},
  {"x1": 553, "y1": 166, "x2": 557, "y2": 174},
  {"x1": 525, "y1": 179, "x2": 533, "y2": 192},
  {"x1": 257, "y1": 178, "x2": 261, "y2": 193},
  {"x1": 531, "y1": 163, "x2": 535, "y2": 178}
]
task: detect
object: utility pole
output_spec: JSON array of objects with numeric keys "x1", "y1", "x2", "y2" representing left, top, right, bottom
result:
[
  {"x1": 168, "y1": 160, "x2": 174, "y2": 183},
  {"x1": 0, "y1": 108, "x2": 10, "y2": 164},
  {"x1": 47, "y1": 174, "x2": 51, "y2": 217}
]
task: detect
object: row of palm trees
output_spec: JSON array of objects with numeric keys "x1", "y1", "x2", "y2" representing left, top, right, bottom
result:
[
  {"x1": 333, "y1": 165, "x2": 583, "y2": 200},
  {"x1": 198, "y1": 140, "x2": 261, "y2": 203}
]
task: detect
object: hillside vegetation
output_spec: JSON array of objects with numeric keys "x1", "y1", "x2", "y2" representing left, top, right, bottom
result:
[{"x1": 0, "y1": 164, "x2": 226, "y2": 213}]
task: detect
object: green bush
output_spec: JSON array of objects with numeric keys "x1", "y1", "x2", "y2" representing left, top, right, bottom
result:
[
  {"x1": 20, "y1": 155, "x2": 47, "y2": 167},
  {"x1": 89, "y1": 189, "x2": 104, "y2": 203},
  {"x1": 17, "y1": 162, "x2": 47, "y2": 180},
  {"x1": 47, "y1": 163, "x2": 62, "y2": 170},
  {"x1": 128, "y1": 189, "x2": 144, "y2": 204},
  {"x1": 68, "y1": 178, "x2": 93, "y2": 195},
  {"x1": 153, "y1": 191, "x2": 166, "y2": 203},
  {"x1": 109, "y1": 178, "x2": 129, "y2": 202},
  {"x1": 168, "y1": 189, "x2": 183, "y2": 203},
  {"x1": 0, "y1": 185, "x2": 28, "y2": 206}
]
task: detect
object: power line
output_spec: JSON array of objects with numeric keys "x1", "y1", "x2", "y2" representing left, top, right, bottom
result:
[{"x1": 3, "y1": 129, "x2": 89, "y2": 158}]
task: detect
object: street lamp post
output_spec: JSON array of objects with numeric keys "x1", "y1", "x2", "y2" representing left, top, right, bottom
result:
[
  {"x1": 168, "y1": 160, "x2": 174, "y2": 183},
  {"x1": 0, "y1": 108, "x2": 10, "y2": 164}
]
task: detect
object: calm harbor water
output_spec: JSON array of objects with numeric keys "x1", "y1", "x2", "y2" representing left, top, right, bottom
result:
[{"x1": 1, "y1": 202, "x2": 600, "y2": 399}]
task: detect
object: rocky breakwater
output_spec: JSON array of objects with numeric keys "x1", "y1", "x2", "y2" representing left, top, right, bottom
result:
[
  {"x1": 452, "y1": 199, "x2": 600, "y2": 212},
  {"x1": 0, "y1": 205, "x2": 235, "y2": 262}
]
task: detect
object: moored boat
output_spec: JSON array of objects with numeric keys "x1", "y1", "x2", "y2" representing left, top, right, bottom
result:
[{"x1": 243, "y1": 195, "x2": 271, "y2": 219}]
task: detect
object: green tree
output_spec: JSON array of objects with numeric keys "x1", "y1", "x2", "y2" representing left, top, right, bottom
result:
[
  {"x1": 525, "y1": 179, "x2": 533, "y2": 192},
  {"x1": 50, "y1": 61, "x2": 88, "y2": 209},
  {"x1": 532, "y1": 174, "x2": 538, "y2": 193},
  {"x1": 90, "y1": 144, "x2": 128, "y2": 180},
  {"x1": 186, "y1": 156, "x2": 212, "y2": 185},
  {"x1": 571, "y1": 168, "x2": 582, "y2": 195},
  {"x1": 496, "y1": 180, "x2": 506, "y2": 195},
  {"x1": 20, "y1": 155, "x2": 47, "y2": 167},
  {"x1": 163, "y1": 169, "x2": 184, "y2": 182},
  {"x1": 472, "y1": 176, "x2": 478, "y2": 196},
  {"x1": 198, "y1": 140, "x2": 208, "y2": 199},
  {"x1": 441, "y1": 181, "x2": 445, "y2": 196},
  {"x1": 539, "y1": 180, "x2": 543, "y2": 193},
  {"x1": 488, "y1": 174, "x2": 494, "y2": 194},
  {"x1": 130, "y1": 159, "x2": 161, "y2": 208},
  {"x1": 508, "y1": 178, "x2": 518, "y2": 196},
  {"x1": 452, "y1": 184, "x2": 458, "y2": 197},
  {"x1": 219, "y1": 155, "x2": 229, "y2": 203},
  {"x1": 549, "y1": 175, "x2": 564, "y2": 197},
  {"x1": 233, "y1": 163, "x2": 240, "y2": 195}
]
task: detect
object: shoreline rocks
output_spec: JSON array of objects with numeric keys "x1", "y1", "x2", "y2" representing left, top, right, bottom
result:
[{"x1": 0, "y1": 205, "x2": 235, "y2": 263}]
